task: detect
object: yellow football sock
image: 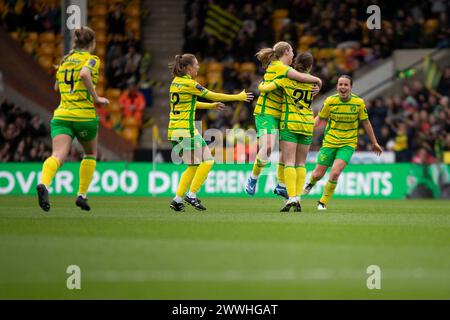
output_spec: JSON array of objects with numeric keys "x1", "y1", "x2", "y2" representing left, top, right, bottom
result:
[
  {"x1": 78, "y1": 156, "x2": 96, "y2": 196},
  {"x1": 251, "y1": 155, "x2": 268, "y2": 178},
  {"x1": 189, "y1": 159, "x2": 215, "y2": 193},
  {"x1": 176, "y1": 165, "x2": 198, "y2": 197},
  {"x1": 277, "y1": 163, "x2": 285, "y2": 186},
  {"x1": 296, "y1": 166, "x2": 307, "y2": 197},
  {"x1": 284, "y1": 166, "x2": 297, "y2": 198},
  {"x1": 320, "y1": 180, "x2": 338, "y2": 205},
  {"x1": 40, "y1": 156, "x2": 61, "y2": 187}
]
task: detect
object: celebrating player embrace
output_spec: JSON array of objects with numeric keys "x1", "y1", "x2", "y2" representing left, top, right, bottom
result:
[
  {"x1": 303, "y1": 75, "x2": 383, "y2": 210},
  {"x1": 245, "y1": 42, "x2": 321, "y2": 198},
  {"x1": 258, "y1": 52, "x2": 318, "y2": 212}
]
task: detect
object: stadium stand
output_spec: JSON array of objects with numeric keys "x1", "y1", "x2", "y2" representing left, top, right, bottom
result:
[
  {"x1": 0, "y1": 0, "x2": 148, "y2": 146},
  {"x1": 181, "y1": 0, "x2": 449, "y2": 161},
  {"x1": 0, "y1": 99, "x2": 91, "y2": 162}
]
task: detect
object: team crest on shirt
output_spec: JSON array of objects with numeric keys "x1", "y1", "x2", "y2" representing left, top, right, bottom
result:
[
  {"x1": 88, "y1": 59, "x2": 96, "y2": 68},
  {"x1": 351, "y1": 106, "x2": 356, "y2": 113},
  {"x1": 79, "y1": 130, "x2": 88, "y2": 137},
  {"x1": 195, "y1": 84, "x2": 206, "y2": 92}
]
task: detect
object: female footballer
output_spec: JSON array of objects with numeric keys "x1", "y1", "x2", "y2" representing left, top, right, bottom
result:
[
  {"x1": 168, "y1": 53, "x2": 254, "y2": 212},
  {"x1": 303, "y1": 75, "x2": 383, "y2": 210},
  {"x1": 258, "y1": 52, "x2": 317, "y2": 212},
  {"x1": 245, "y1": 41, "x2": 322, "y2": 198},
  {"x1": 37, "y1": 26, "x2": 109, "y2": 212}
]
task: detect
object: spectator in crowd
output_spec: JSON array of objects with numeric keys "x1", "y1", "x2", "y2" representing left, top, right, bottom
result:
[
  {"x1": 118, "y1": 81, "x2": 146, "y2": 125},
  {"x1": 0, "y1": 100, "x2": 84, "y2": 163},
  {"x1": 107, "y1": 2, "x2": 126, "y2": 36},
  {"x1": 2, "y1": 4, "x2": 20, "y2": 32}
]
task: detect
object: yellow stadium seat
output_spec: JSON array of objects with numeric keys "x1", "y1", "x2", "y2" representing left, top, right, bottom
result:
[
  {"x1": 239, "y1": 62, "x2": 256, "y2": 74},
  {"x1": 55, "y1": 43, "x2": 63, "y2": 57},
  {"x1": 122, "y1": 116, "x2": 138, "y2": 128},
  {"x1": 122, "y1": 127, "x2": 138, "y2": 144},
  {"x1": 108, "y1": 100, "x2": 121, "y2": 114},
  {"x1": 91, "y1": 5, "x2": 108, "y2": 17},
  {"x1": 126, "y1": 4, "x2": 140, "y2": 18},
  {"x1": 38, "y1": 55, "x2": 53, "y2": 70},
  {"x1": 26, "y1": 32, "x2": 38, "y2": 42},
  {"x1": 207, "y1": 62, "x2": 223, "y2": 74},
  {"x1": 273, "y1": 9, "x2": 289, "y2": 19},
  {"x1": 105, "y1": 88, "x2": 122, "y2": 100},
  {"x1": 272, "y1": 18, "x2": 285, "y2": 32},
  {"x1": 37, "y1": 44, "x2": 55, "y2": 56},
  {"x1": 126, "y1": 19, "x2": 140, "y2": 33},
  {"x1": 55, "y1": 33, "x2": 62, "y2": 45},
  {"x1": 91, "y1": 18, "x2": 107, "y2": 32},
  {"x1": 95, "y1": 45, "x2": 106, "y2": 58},
  {"x1": 23, "y1": 40, "x2": 35, "y2": 55},
  {"x1": 39, "y1": 32, "x2": 55, "y2": 44},
  {"x1": 110, "y1": 112, "x2": 122, "y2": 128},
  {"x1": 9, "y1": 31, "x2": 20, "y2": 42},
  {"x1": 206, "y1": 72, "x2": 223, "y2": 83}
]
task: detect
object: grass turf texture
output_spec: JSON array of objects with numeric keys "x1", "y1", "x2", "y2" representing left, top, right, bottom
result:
[{"x1": 0, "y1": 196, "x2": 449, "y2": 299}]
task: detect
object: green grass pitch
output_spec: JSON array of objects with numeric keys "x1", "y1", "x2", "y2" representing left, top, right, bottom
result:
[{"x1": 0, "y1": 196, "x2": 449, "y2": 299}]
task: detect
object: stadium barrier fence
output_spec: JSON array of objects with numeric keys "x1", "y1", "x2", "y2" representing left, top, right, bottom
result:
[{"x1": 1, "y1": 163, "x2": 449, "y2": 198}]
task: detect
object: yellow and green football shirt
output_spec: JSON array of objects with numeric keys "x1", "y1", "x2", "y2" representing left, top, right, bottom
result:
[
  {"x1": 318, "y1": 93, "x2": 368, "y2": 148},
  {"x1": 54, "y1": 50, "x2": 100, "y2": 121},
  {"x1": 254, "y1": 60, "x2": 292, "y2": 118},
  {"x1": 168, "y1": 75, "x2": 209, "y2": 139},
  {"x1": 260, "y1": 78, "x2": 315, "y2": 136}
]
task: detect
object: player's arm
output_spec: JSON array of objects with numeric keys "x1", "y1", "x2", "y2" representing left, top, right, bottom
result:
[
  {"x1": 202, "y1": 89, "x2": 254, "y2": 102},
  {"x1": 287, "y1": 69, "x2": 322, "y2": 88},
  {"x1": 191, "y1": 82, "x2": 254, "y2": 102},
  {"x1": 361, "y1": 120, "x2": 383, "y2": 156},
  {"x1": 79, "y1": 67, "x2": 109, "y2": 105},
  {"x1": 314, "y1": 99, "x2": 330, "y2": 128},
  {"x1": 196, "y1": 101, "x2": 226, "y2": 110},
  {"x1": 258, "y1": 80, "x2": 280, "y2": 93}
]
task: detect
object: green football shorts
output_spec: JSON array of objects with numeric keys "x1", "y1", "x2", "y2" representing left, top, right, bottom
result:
[
  {"x1": 171, "y1": 134, "x2": 207, "y2": 154},
  {"x1": 50, "y1": 118, "x2": 99, "y2": 142},
  {"x1": 280, "y1": 129, "x2": 312, "y2": 145},
  {"x1": 316, "y1": 146, "x2": 355, "y2": 167},
  {"x1": 255, "y1": 114, "x2": 279, "y2": 138}
]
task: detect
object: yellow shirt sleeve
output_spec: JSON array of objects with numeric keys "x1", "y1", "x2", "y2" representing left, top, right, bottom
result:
[
  {"x1": 359, "y1": 100, "x2": 369, "y2": 121},
  {"x1": 83, "y1": 55, "x2": 100, "y2": 74},
  {"x1": 258, "y1": 80, "x2": 280, "y2": 93},
  {"x1": 318, "y1": 97, "x2": 331, "y2": 119}
]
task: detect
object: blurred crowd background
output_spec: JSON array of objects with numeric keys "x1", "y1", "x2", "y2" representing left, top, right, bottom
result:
[{"x1": 1, "y1": 0, "x2": 449, "y2": 163}]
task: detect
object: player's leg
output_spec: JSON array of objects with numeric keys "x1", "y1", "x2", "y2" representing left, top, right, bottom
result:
[
  {"x1": 74, "y1": 119, "x2": 99, "y2": 211},
  {"x1": 318, "y1": 159, "x2": 346, "y2": 210},
  {"x1": 37, "y1": 119, "x2": 73, "y2": 212},
  {"x1": 170, "y1": 136, "x2": 198, "y2": 212},
  {"x1": 318, "y1": 146, "x2": 354, "y2": 210},
  {"x1": 185, "y1": 139, "x2": 214, "y2": 211},
  {"x1": 279, "y1": 131, "x2": 298, "y2": 212},
  {"x1": 273, "y1": 152, "x2": 288, "y2": 198},
  {"x1": 246, "y1": 115, "x2": 278, "y2": 195},
  {"x1": 294, "y1": 136, "x2": 311, "y2": 212},
  {"x1": 303, "y1": 147, "x2": 335, "y2": 195}
]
